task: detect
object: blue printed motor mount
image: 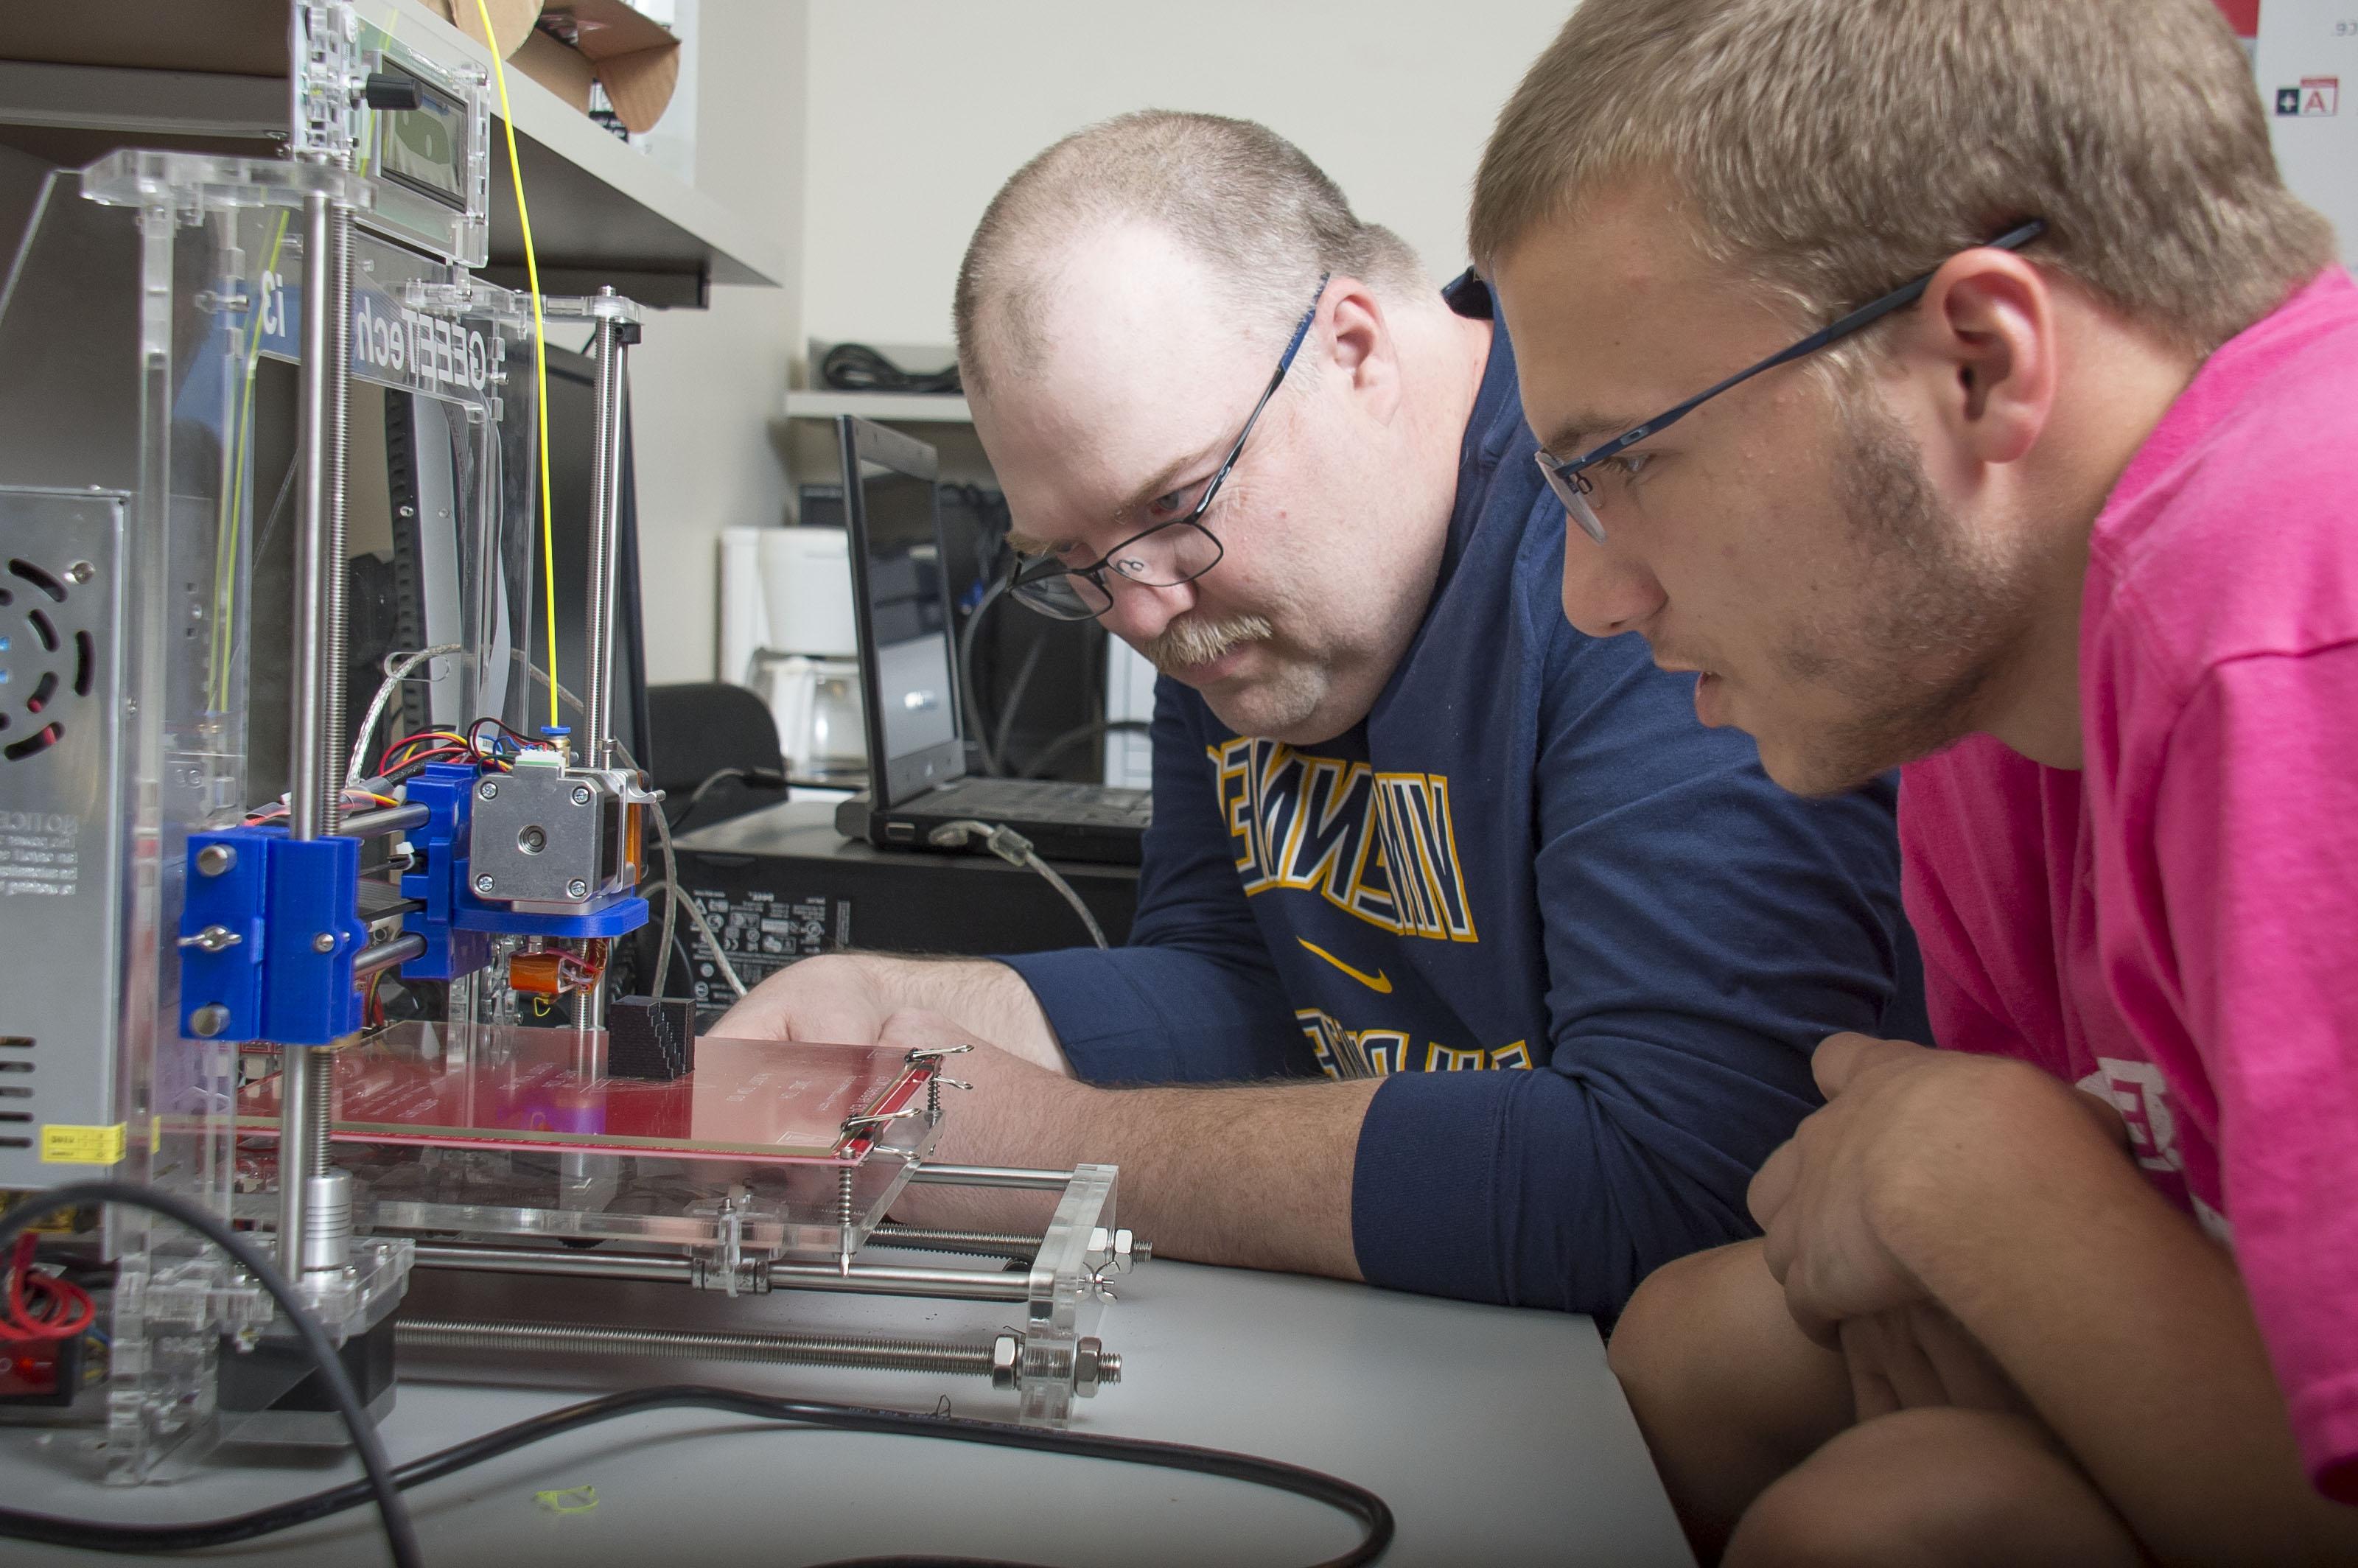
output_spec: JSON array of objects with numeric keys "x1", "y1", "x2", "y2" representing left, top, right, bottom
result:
[
  {"x1": 179, "y1": 826, "x2": 369, "y2": 1046},
  {"x1": 398, "y1": 762, "x2": 648, "y2": 981}
]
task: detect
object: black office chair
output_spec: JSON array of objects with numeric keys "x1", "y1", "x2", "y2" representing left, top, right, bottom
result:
[{"x1": 644, "y1": 682, "x2": 790, "y2": 833}]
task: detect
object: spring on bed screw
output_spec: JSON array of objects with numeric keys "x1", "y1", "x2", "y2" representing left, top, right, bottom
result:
[{"x1": 836, "y1": 1164, "x2": 857, "y2": 1273}]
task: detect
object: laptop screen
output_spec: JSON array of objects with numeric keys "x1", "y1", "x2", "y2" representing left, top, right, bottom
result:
[{"x1": 839, "y1": 417, "x2": 961, "y2": 807}]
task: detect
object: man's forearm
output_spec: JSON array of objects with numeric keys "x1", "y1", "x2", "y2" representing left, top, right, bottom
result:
[
  {"x1": 1883, "y1": 1102, "x2": 2358, "y2": 1561},
  {"x1": 913, "y1": 1047, "x2": 1381, "y2": 1278}
]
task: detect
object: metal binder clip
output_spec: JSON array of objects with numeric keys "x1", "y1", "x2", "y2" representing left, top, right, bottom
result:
[
  {"x1": 903, "y1": 1042, "x2": 975, "y2": 1066},
  {"x1": 839, "y1": 1107, "x2": 926, "y2": 1143}
]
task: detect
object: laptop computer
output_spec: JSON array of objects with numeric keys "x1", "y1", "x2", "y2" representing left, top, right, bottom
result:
[{"x1": 831, "y1": 416, "x2": 1152, "y2": 865}]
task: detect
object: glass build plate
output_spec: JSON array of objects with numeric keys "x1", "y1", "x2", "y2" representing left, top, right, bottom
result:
[{"x1": 237, "y1": 1023, "x2": 929, "y2": 1163}]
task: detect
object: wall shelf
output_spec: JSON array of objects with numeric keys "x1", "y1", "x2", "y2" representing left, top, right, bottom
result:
[
  {"x1": 0, "y1": 0, "x2": 786, "y2": 307},
  {"x1": 783, "y1": 390, "x2": 972, "y2": 423}
]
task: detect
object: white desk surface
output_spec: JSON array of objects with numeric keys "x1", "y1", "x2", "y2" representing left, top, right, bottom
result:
[{"x1": 0, "y1": 1256, "x2": 1693, "y2": 1568}]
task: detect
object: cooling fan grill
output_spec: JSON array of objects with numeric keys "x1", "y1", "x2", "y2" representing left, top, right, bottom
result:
[{"x1": 0, "y1": 556, "x2": 97, "y2": 765}]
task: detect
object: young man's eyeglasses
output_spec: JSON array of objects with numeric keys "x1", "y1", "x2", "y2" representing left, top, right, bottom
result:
[
  {"x1": 1536, "y1": 220, "x2": 2046, "y2": 543},
  {"x1": 1009, "y1": 274, "x2": 1330, "y2": 621}
]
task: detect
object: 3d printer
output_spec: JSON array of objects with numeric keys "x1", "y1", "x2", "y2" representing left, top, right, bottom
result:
[{"x1": 0, "y1": 0, "x2": 1133, "y2": 1485}]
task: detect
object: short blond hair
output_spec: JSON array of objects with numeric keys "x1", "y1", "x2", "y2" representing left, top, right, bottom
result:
[
  {"x1": 955, "y1": 111, "x2": 1426, "y2": 394},
  {"x1": 1469, "y1": 0, "x2": 2334, "y2": 353}
]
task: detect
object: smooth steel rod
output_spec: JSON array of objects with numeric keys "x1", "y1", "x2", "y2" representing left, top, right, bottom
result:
[
  {"x1": 395, "y1": 1317, "x2": 1001, "y2": 1377},
  {"x1": 411, "y1": 1243, "x2": 690, "y2": 1283},
  {"x1": 905, "y1": 1163, "x2": 1076, "y2": 1191},
  {"x1": 581, "y1": 289, "x2": 626, "y2": 769},
  {"x1": 337, "y1": 802, "x2": 430, "y2": 839},
  {"x1": 410, "y1": 1242, "x2": 1032, "y2": 1302},
  {"x1": 321, "y1": 206, "x2": 352, "y2": 836},
  {"x1": 287, "y1": 189, "x2": 337, "y2": 845},
  {"x1": 760, "y1": 1259, "x2": 1029, "y2": 1302},
  {"x1": 352, "y1": 931, "x2": 427, "y2": 979},
  {"x1": 576, "y1": 291, "x2": 629, "y2": 1040}
]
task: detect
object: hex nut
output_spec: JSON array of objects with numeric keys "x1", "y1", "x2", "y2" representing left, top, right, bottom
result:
[
  {"x1": 1074, "y1": 1336, "x2": 1119, "y2": 1394},
  {"x1": 989, "y1": 1333, "x2": 1021, "y2": 1390}
]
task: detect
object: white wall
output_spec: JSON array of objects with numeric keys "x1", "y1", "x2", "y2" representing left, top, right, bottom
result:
[
  {"x1": 628, "y1": 1, "x2": 808, "y2": 684},
  {"x1": 800, "y1": 0, "x2": 1575, "y2": 351},
  {"x1": 2257, "y1": 0, "x2": 2358, "y2": 267},
  {"x1": 635, "y1": 1, "x2": 1577, "y2": 681}
]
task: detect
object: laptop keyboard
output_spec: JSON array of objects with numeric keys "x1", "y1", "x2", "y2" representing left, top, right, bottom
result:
[{"x1": 928, "y1": 777, "x2": 1153, "y2": 827}]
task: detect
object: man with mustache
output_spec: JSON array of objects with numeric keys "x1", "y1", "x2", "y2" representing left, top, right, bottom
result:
[
  {"x1": 723, "y1": 111, "x2": 1920, "y2": 1312},
  {"x1": 1474, "y1": 0, "x2": 2358, "y2": 1558}
]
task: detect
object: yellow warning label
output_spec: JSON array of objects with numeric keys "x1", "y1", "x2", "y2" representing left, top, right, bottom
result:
[{"x1": 40, "y1": 1124, "x2": 127, "y2": 1165}]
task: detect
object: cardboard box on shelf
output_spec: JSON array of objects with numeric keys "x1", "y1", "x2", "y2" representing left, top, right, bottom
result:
[
  {"x1": 429, "y1": 0, "x2": 681, "y2": 135},
  {"x1": 430, "y1": 0, "x2": 542, "y2": 56}
]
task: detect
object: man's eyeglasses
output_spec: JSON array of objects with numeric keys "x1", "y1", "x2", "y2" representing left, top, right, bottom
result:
[
  {"x1": 1009, "y1": 274, "x2": 1330, "y2": 621},
  {"x1": 1536, "y1": 220, "x2": 2047, "y2": 543}
]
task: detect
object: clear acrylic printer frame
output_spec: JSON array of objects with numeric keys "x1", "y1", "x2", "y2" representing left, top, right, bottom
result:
[{"x1": 0, "y1": 136, "x2": 1130, "y2": 1480}]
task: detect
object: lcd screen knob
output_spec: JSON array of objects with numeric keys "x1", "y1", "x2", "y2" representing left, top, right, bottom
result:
[{"x1": 362, "y1": 74, "x2": 424, "y2": 111}]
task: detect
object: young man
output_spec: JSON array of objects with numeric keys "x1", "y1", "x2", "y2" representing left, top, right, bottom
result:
[
  {"x1": 1474, "y1": 0, "x2": 2358, "y2": 1561},
  {"x1": 718, "y1": 112, "x2": 1921, "y2": 1312}
]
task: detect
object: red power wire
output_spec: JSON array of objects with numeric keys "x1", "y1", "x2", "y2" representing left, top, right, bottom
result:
[{"x1": 0, "y1": 1232, "x2": 95, "y2": 1345}]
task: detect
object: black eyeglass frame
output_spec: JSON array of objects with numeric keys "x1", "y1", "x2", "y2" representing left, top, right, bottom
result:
[
  {"x1": 1009, "y1": 273, "x2": 1331, "y2": 620},
  {"x1": 1536, "y1": 220, "x2": 2048, "y2": 542}
]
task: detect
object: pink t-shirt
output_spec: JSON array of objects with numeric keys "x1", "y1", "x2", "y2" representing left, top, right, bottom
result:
[{"x1": 1900, "y1": 268, "x2": 2358, "y2": 1502}]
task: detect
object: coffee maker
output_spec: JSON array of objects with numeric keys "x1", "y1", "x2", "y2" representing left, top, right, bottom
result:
[{"x1": 719, "y1": 525, "x2": 867, "y2": 786}]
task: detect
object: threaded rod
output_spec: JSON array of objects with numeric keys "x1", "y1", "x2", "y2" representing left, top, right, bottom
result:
[{"x1": 870, "y1": 1224, "x2": 1041, "y2": 1259}]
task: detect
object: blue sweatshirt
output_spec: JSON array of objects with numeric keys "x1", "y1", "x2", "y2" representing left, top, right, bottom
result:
[{"x1": 1004, "y1": 273, "x2": 1923, "y2": 1314}]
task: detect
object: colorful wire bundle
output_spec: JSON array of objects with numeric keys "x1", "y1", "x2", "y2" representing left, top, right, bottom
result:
[
  {"x1": 463, "y1": 715, "x2": 546, "y2": 765},
  {"x1": 374, "y1": 728, "x2": 472, "y2": 777},
  {"x1": 242, "y1": 787, "x2": 399, "y2": 827},
  {"x1": 368, "y1": 719, "x2": 553, "y2": 787}
]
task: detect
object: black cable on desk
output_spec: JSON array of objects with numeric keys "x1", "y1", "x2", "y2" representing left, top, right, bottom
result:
[
  {"x1": 0, "y1": 1382, "x2": 1395, "y2": 1567},
  {"x1": 0, "y1": 1182, "x2": 421, "y2": 1568},
  {"x1": 819, "y1": 341, "x2": 963, "y2": 396},
  {"x1": 665, "y1": 763, "x2": 788, "y2": 831}
]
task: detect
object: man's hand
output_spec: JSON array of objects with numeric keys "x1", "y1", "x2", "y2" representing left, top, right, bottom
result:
[
  {"x1": 712, "y1": 952, "x2": 1071, "y2": 1073},
  {"x1": 1839, "y1": 1303, "x2": 2029, "y2": 1421},
  {"x1": 712, "y1": 952, "x2": 897, "y2": 1044},
  {"x1": 871, "y1": 1009, "x2": 1090, "y2": 1232},
  {"x1": 865, "y1": 1009, "x2": 1373, "y2": 1276},
  {"x1": 1748, "y1": 1033, "x2": 2128, "y2": 1346},
  {"x1": 1750, "y1": 1036, "x2": 2358, "y2": 1564}
]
